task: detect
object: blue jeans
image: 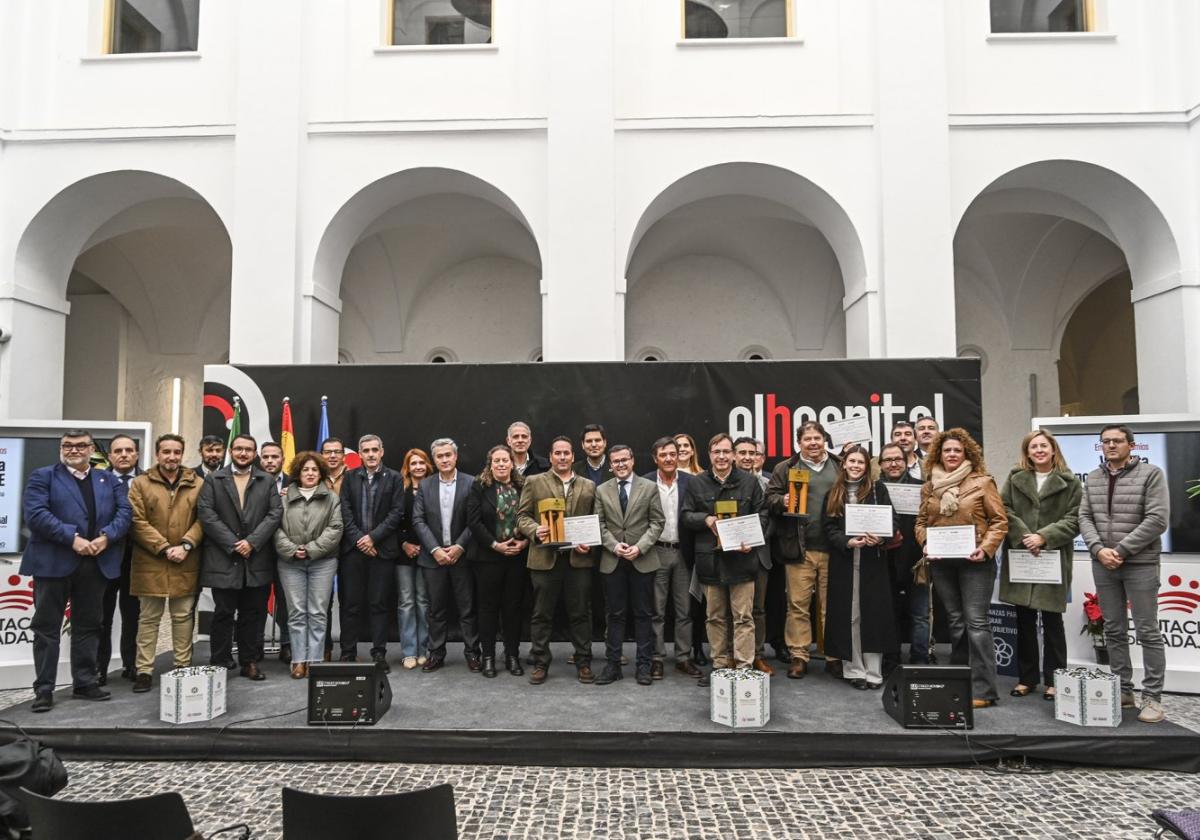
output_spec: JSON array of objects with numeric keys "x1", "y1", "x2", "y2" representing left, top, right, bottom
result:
[
  {"x1": 277, "y1": 556, "x2": 337, "y2": 663},
  {"x1": 931, "y1": 558, "x2": 998, "y2": 702},
  {"x1": 395, "y1": 564, "x2": 429, "y2": 658},
  {"x1": 907, "y1": 582, "x2": 931, "y2": 664}
]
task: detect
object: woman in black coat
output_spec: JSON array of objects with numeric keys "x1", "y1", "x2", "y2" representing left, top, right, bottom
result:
[
  {"x1": 466, "y1": 445, "x2": 529, "y2": 678},
  {"x1": 822, "y1": 445, "x2": 899, "y2": 689}
]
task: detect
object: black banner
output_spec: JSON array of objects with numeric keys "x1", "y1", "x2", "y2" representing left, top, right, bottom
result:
[{"x1": 204, "y1": 359, "x2": 982, "y2": 473}]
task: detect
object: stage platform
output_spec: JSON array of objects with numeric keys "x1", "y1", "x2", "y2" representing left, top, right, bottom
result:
[{"x1": 6, "y1": 644, "x2": 1198, "y2": 773}]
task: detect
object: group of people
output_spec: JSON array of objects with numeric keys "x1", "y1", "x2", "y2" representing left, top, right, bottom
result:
[{"x1": 19, "y1": 416, "x2": 1169, "y2": 723}]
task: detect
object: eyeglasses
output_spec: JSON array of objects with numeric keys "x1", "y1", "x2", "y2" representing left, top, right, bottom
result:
[
  {"x1": 1100, "y1": 439, "x2": 1127, "y2": 446},
  {"x1": 880, "y1": 457, "x2": 905, "y2": 464},
  {"x1": 61, "y1": 443, "x2": 92, "y2": 452},
  {"x1": 610, "y1": 457, "x2": 632, "y2": 465}
]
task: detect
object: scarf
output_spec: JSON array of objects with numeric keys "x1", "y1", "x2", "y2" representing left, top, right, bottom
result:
[{"x1": 930, "y1": 462, "x2": 972, "y2": 516}]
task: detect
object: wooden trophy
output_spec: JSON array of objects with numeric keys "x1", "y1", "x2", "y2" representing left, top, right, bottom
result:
[
  {"x1": 714, "y1": 500, "x2": 739, "y2": 550},
  {"x1": 537, "y1": 497, "x2": 572, "y2": 549},
  {"x1": 785, "y1": 468, "x2": 810, "y2": 519}
]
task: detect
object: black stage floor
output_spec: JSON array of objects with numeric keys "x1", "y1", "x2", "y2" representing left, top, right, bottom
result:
[{"x1": 8, "y1": 644, "x2": 1198, "y2": 772}]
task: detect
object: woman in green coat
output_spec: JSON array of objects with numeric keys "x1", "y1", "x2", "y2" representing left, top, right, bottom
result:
[{"x1": 999, "y1": 429, "x2": 1082, "y2": 701}]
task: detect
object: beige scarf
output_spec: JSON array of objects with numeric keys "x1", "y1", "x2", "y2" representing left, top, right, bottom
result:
[{"x1": 929, "y1": 462, "x2": 972, "y2": 516}]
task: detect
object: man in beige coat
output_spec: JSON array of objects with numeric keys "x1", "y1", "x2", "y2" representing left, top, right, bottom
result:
[
  {"x1": 595, "y1": 445, "x2": 664, "y2": 686},
  {"x1": 127, "y1": 434, "x2": 205, "y2": 692}
]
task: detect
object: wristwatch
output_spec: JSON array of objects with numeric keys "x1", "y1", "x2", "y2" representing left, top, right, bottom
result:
[{"x1": 182, "y1": 541, "x2": 194, "y2": 551}]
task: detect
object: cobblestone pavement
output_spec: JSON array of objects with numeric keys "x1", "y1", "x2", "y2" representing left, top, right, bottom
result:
[{"x1": 52, "y1": 759, "x2": 1200, "y2": 839}]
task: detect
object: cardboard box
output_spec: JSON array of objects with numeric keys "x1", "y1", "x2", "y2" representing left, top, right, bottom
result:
[
  {"x1": 710, "y1": 668, "x2": 770, "y2": 729},
  {"x1": 1053, "y1": 667, "x2": 1120, "y2": 728},
  {"x1": 161, "y1": 666, "x2": 227, "y2": 724}
]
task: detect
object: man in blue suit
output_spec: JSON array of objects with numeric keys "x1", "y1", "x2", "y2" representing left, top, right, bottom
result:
[{"x1": 21, "y1": 430, "x2": 132, "y2": 712}]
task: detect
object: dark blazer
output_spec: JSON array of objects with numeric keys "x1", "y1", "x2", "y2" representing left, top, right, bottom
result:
[
  {"x1": 196, "y1": 467, "x2": 283, "y2": 590},
  {"x1": 641, "y1": 469, "x2": 695, "y2": 565},
  {"x1": 339, "y1": 466, "x2": 405, "y2": 560},
  {"x1": 109, "y1": 467, "x2": 142, "y2": 574},
  {"x1": 879, "y1": 470, "x2": 923, "y2": 587},
  {"x1": 573, "y1": 457, "x2": 614, "y2": 485},
  {"x1": 516, "y1": 454, "x2": 550, "y2": 477},
  {"x1": 20, "y1": 464, "x2": 132, "y2": 580},
  {"x1": 681, "y1": 467, "x2": 766, "y2": 586},
  {"x1": 397, "y1": 484, "x2": 421, "y2": 565},
  {"x1": 466, "y1": 479, "x2": 527, "y2": 565},
  {"x1": 412, "y1": 471, "x2": 476, "y2": 569}
]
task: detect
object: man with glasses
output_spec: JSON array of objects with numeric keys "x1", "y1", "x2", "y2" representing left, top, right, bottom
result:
[
  {"x1": 878, "y1": 442, "x2": 930, "y2": 668},
  {"x1": 22, "y1": 430, "x2": 132, "y2": 712},
  {"x1": 683, "y1": 433, "x2": 766, "y2": 684},
  {"x1": 321, "y1": 438, "x2": 348, "y2": 496},
  {"x1": 735, "y1": 436, "x2": 776, "y2": 675},
  {"x1": 1079, "y1": 424, "x2": 1170, "y2": 723}
]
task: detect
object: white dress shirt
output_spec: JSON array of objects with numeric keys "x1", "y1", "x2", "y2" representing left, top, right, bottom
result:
[
  {"x1": 439, "y1": 471, "x2": 458, "y2": 545},
  {"x1": 656, "y1": 473, "x2": 679, "y2": 543}
]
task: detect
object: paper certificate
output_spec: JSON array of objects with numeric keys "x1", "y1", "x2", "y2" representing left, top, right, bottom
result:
[
  {"x1": 844, "y1": 504, "x2": 894, "y2": 537},
  {"x1": 826, "y1": 415, "x2": 873, "y2": 448},
  {"x1": 925, "y1": 525, "x2": 976, "y2": 558},
  {"x1": 715, "y1": 514, "x2": 766, "y2": 550},
  {"x1": 562, "y1": 514, "x2": 602, "y2": 547},
  {"x1": 1007, "y1": 549, "x2": 1063, "y2": 584},
  {"x1": 883, "y1": 483, "x2": 922, "y2": 516}
]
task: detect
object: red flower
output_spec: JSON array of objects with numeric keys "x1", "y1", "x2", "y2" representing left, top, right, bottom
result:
[{"x1": 1083, "y1": 593, "x2": 1103, "y2": 623}]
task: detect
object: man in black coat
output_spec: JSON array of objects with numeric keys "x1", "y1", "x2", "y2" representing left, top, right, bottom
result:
[
  {"x1": 259, "y1": 441, "x2": 292, "y2": 664},
  {"x1": 878, "y1": 442, "x2": 930, "y2": 667},
  {"x1": 197, "y1": 434, "x2": 283, "y2": 680},
  {"x1": 99, "y1": 434, "x2": 142, "y2": 685},
  {"x1": 507, "y1": 421, "x2": 550, "y2": 477},
  {"x1": 338, "y1": 434, "x2": 405, "y2": 666}
]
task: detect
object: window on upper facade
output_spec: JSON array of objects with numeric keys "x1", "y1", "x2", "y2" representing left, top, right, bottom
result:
[
  {"x1": 989, "y1": 0, "x2": 1095, "y2": 33},
  {"x1": 682, "y1": 0, "x2": 791, "y2": 40},
  {"x1": 391, "y1": 0, "x2": 492, "y2": 46},
  {"x1": 107, "y1": 0, "x2": 200, "y2": 53}
]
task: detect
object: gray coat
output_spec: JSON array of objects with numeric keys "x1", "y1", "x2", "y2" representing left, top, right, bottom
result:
[
  {"x1": 274, "y1": 484, "x2": 344, "y2": 561},
  {"x1": 1078, "y1": 457, "x2": 1169, "y2": 565},
  {"x1": 999, "y1": 467, "x2": 1081, "y2": 613},
  {"x1": 197, "y1": 467, "x2": 283, "y2": 589}
]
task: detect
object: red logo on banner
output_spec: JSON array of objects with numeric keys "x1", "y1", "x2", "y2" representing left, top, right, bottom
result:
[
  {"x1": 1159, "y1": 575, "x2": 1200, "y2": 614},
  {"x1": 0, "y1": 576, "x2": 34, "y2": 611}
]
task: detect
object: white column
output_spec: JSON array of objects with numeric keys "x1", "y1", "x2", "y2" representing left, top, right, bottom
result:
[
  {"x1": 228, "y1": 0, "x2": 307, "y2": 364},
  {"x1": 1133, "y1": 276, "x2": 1200, "y2": 413},
  {"x1": 0, "y1": 295, "x2": 68, "y2": 419},
  {"x1": 541, "y1": 4, "x2": 619, "y2": 361},
  {"x1": 874, "y1": 4, "x2": 957, "y2": 357}
]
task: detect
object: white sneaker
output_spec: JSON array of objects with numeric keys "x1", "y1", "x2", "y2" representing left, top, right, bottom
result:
[
  {"x1": 403, "y1": 656, "x2": 417, "y2": 670},
  {"x1": 1121, "y1": 690, "x2": 1137, "y2": 708},
  {"x1": 416, "y1": 655, "x2": 428, "y2": 666},
  {"x1": 1137, "y1": 698, "x2": 1165, "y2": 723}
]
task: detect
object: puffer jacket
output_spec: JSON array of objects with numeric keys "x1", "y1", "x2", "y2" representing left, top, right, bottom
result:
[
  {"x1": 1078, "y1": 457, "x2": 1168, "y2": 565},
  {"x1": 914, "y1": 471, "x2": 1008, "y2": 558},
  {"x1": 274, "y1": 483, "x2": 344, "y2": 561}
]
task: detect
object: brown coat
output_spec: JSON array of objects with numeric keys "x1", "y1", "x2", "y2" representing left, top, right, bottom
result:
[
  {"x1": 128, "y1": 466, "x2": 205, "y2": 598},
  {"x1": 914, "y1": 471, "x2": 1008, "y2": 558}
]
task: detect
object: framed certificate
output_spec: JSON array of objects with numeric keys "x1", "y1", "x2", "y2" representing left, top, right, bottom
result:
[
  {"x1": 925, "y1": 525, "x2": 975, "y2": 559},
  {"x1": 562, "y1": 514, "x2": 602, "y2": 547},
  {"x1": 883, "y1": 483, "x2": 922, "y2": 516},
  {"x1": 1007, "y1": 549, "x2": 1062, "y2": 584},
  {"x1": 844, "y1": 504, "x2": 893, "y2": 537}
]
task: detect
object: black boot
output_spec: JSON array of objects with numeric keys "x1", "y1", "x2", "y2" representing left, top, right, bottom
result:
[
  {"x1": 692, "y1": 644, "x2": 710, "y2": 667},
  {"x1": 482, "y1": 656, "x2": 497, "y2": 678},
  {"x1": 506, "y1": 655, "x2": 524, "y2": 677}
]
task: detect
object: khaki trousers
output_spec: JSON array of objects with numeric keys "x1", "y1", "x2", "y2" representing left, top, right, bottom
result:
[
  {"x1": 135, "y1": 594, "x2": 197, "y2": 675},
  {"x1": 784, "y1": 550, "x2": 832, "y2": 663},
  {"x1": 705, "y1": 581, "x2": 755, "y2": 669}
]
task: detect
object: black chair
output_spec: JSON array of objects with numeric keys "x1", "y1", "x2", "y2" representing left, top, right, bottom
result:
[
  {"x1": 21, "y1": 787, "x2": 249, "y2": 840},
  {"x1": 281, "y1": 784, "x2": 457, "y2": 840}
]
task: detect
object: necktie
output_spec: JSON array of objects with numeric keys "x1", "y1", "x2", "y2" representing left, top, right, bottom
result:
[
  {"x1": 119, "y1": 474, "x2": 129, "y2": 487},
  {"x1": 619, "y1": 480, "x2": 628, "y2": 514}
]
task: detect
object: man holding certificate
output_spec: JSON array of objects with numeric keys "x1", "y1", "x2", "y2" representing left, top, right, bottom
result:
[
  {"x1": 878, "y1": 442, "x2": 931, "y2": 667},
  {"x1": 998, "y1": 430, "x2": 1081, "y2": 702},
  {"x1": 682, "y1": 433, "x2": 767, "y2": 684},
  {"x1": 594, "y1": 445, "x2": 665, "y2": 686},
  {"x1": 914, "y1": 429, "x2": 1008, "y2": 710},
  {"x1": 517, "y1": 436, "x2": 598, "y2": 685}
]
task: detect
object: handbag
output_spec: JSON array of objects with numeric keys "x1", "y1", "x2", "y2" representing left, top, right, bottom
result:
[
  {"x1": 0, "y1": 719, "x2": 67, "y2": 833},
  {"x1": 910, "y1": 556, "x2": 931, "y2": 586}
]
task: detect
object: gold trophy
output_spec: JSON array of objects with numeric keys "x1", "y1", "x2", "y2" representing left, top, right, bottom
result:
[
  {"x1": 714, "y1": 500, "x2": 739, "y2": 550},
  {"x1": 785, "y1": 468, "x2": 810, "y2": 519},
  {"x1": 537, "y1": 497, "x2": 571, "y2": 549}
]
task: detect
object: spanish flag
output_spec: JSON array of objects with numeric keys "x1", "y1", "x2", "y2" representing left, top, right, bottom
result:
[{"x1": 280, "y1": 397, "x2": 296, "y2": 472}]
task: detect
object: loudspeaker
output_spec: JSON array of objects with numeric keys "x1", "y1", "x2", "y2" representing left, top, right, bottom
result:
[
  {"x1": 307, "y1": 662, "x2": 392, "y2": 726},
  {"x1": 882, "y1": 665, "x2": 973, "y2": 729}
]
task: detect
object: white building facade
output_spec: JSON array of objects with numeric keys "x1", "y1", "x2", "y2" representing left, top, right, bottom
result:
[{"x1": 1, "y1": 0, "x2": 1198, "y2": 460}]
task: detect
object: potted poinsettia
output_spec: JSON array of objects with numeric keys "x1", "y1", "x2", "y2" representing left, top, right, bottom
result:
[{"x1": 1080, "y1": 592, "x2": 1107, "y2": 664}]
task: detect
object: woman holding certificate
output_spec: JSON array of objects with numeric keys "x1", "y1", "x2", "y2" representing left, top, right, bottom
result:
[
  {"x1": 822, "y1": 445, "x2": 899, "y2": 689},
  {"x1": 998, "y1": 430, "x2": 1081, "y2": 701},
  {"x1": 915, "y1": 429, "x2": 1008, "y2": 709}
]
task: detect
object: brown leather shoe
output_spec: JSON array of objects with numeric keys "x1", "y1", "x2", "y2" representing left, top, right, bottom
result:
[
  {"x1": 529, "y1": 666, "x2": 548, "y2": 685},
  {"x1": 240, "y1": 663, "x2": 265, "y2": 681},
  {"x1": 290, "y1": 663, "x2": 306, "y2": 680},
  {"x1": 650, "y1": 661, "x2": 664, "y2": 680},
  {"x1": 972, "y1": 698, "x2": 996, "y2": 709},
  {"x1": 787, "y1": 660, "x2": 808, "y2": 679},
  {"x1": 675, "y1": 660, "x2": 702, "y2": 677},
  {"x1": 753, "y1": 656, "x2": 775, "y2": 676},
  {"x1": 577, "y1": 663, "x2": 596, "y2": 684}
]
